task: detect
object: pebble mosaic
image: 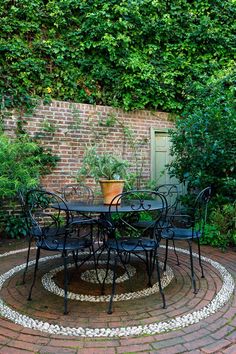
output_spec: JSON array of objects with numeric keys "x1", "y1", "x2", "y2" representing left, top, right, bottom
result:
[{"x1": 0, "y1": 247, "x2": 234, "y2": 338}]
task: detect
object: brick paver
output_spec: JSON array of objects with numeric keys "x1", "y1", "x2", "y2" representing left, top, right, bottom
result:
[{"x1": 0, "y1": 240, "x2": 235, "y2": 353}]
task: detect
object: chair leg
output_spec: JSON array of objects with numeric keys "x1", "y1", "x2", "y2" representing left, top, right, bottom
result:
[
  {"x1": 72, "y1": 250, "x2": 78, "y2": 269},
  {"x1": 107, "y1": 253, "x2": 118, "y2": 315},
  {"x1": 63, "y1": 251, "x2": 69, "y2": 315},
  {"x1": 197, "y1": 237, "x2": 204, "y2": 278},
  {"x1": 172, "y1": 239, "x2": 180, "y2": 266},
  {"x1": 22, "y1": 236, "x2": 32, "y2": 284},
  {"x1": 156, "y1": 254, "x2": 166, "y2": 309},
  {"x1": 188, "y1": 240, "x2": 197, "y2": 294},
  {"x1": 28, "y1": 247, "x2": 40, "y2": 301},
  {"x1": 101, "y1": 248, "x2": 111, "y2": 295},
  {"x1": 117, "y1": 252, "x2": 133, "y2": 291},
  {"x1": 91, "y1": 243, "x2": 101, "y2": 284},
  {"x1": 145, "y1": 250, "x2": 155, "y2": 287},
  {"x1": 163, "y1": 239, "x2": 168, "y2": 271}
]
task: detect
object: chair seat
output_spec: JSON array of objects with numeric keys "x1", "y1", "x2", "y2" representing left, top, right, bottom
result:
[
  {"x1": 161, "y1": 227, "x2": 202, "y2": 240},
  {"x1": 32, "y1": 216, "x2": 97, "y2": 237},
  {"x1": 106, "y1": 237, "x2": 158, "y2": 252},
  {"x1": 31, "y1": 226, "x2": 66, "y2": 238},
  {"x1": 132, "y1": 220, "x2": 156, "y2": 229},
  {"x1": 36, "y1": 237, "x2": 92, "y2": 251}
]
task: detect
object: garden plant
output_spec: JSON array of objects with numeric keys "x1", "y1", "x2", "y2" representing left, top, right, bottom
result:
[
  {"x1": 0, "y1": 132, "x2": 59, "y2": 239},
  {"x1": 0, "y1": 0, "x2": 235, "y2": 247}
]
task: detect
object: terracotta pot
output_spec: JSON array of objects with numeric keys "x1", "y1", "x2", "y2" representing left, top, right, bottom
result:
[{"x1": 99, "y1": 179, "x2": 125, "y2": 205}]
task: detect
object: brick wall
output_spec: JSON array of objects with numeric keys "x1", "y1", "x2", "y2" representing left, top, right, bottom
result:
[{"x1": 6, "y1": 100, "x2": 174, "y2": 192}]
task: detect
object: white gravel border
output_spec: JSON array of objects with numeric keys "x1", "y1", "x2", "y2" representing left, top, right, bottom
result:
[{"x1": 0, "y1": 246, "x2": 234, "y2": 337}]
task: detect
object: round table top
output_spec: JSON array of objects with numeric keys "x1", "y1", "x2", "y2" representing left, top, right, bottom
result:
[{"x1": 55, "y1": 199, "x2": 163, "y2": 213}]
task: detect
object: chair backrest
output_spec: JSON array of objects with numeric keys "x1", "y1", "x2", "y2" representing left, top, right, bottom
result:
[
  {"x1": 107, "y1": 190, "x2": 168, "y2": 243},
  {"x1": 156, "y1": 184, "x2": 180, "y2": 214},
  {"x1": 61, "y1": 184, "x2": 94, "y2": 202},
  {"x1": 193, "y1": 186, "x2": 212, "y2": 223},
  {"x1": 170, "y1": 186, "x2": 212, "y2": 231},
  {"x1": 25, "y1": 189, "x2": 70, "y2": 248},
  {"x1": 18, "y1": 186, "x2": 43, "y2": 213}
]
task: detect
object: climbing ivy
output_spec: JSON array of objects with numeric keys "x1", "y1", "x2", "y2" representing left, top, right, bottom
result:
[{"x1": 0, "y1": 0, "x2": 235, "y2": 112}]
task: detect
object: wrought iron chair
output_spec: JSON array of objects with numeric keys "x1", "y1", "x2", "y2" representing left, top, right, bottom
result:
[
  {"x1": 61, "y1": 184, "x2": 94, "y2": 203},
  {"x1": 155, "y1": 184, "x2": 180, "y2": 216},
  {"x1": 18, "y1": 188, "x2": 41, "y2": 284},
  {"x1": 61, "y1": 183, "x2": 96, "y2": 221},
  {"x1": 156, "y1": 184, "x2": 181, "y2": 265},
  {"x1": 61, "y1": 183, "x2": 99, "y2": 246},
  {"x1": 25, "y1": 189, "x2": 98, "y2": 314},
  {"x1": 161, "y1": 186, "x2": 212, "y2": 293},
  {"x1": 100, "y1": 190, "x2": 168, "y2": 314}
]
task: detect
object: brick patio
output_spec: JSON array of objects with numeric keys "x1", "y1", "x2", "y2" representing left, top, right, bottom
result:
[{"x1": 0, "y1": 240, "x2": 235, "y2": 354}]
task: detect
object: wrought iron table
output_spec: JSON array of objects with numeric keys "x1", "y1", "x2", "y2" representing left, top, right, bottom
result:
[{"x1": 55, "y1": 199, "x2": 163, "y2": 214}]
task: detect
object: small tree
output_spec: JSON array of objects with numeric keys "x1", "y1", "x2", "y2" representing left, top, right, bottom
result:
[{"x1": 168, "y1": 70, "x2": 236, "y2": 203}]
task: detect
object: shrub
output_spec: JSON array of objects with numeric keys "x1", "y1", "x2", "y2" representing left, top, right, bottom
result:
[
  {"x1": 200, "y1": 203, "x2": 236, "y2": 250},
  {"x1": 168, "y1": 70, "x2": 236, "y2": 203},
  {"x1": 0, "y1": 132, "x2": 59, "y2": 238}
]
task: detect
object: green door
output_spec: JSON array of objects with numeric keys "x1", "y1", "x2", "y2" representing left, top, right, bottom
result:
[{"x1": 151, "y1": 130, "x2": 179, "y2": 185}]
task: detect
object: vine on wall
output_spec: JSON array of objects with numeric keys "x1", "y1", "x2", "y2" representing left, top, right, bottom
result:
[{"x1": 0, "y1": 0, "x2": 235, "y2": 112}]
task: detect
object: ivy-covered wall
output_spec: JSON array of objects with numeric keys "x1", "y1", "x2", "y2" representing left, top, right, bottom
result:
[
  {"x1": 1, "y1": 0, "x2": 235, "y2": 112},
  {"x1": 3, "y1": 100, "x2": 173, "y2": 191}
]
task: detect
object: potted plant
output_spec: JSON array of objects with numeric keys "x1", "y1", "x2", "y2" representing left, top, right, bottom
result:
[{"x1": 77, "y1": 147, "x2": 131, "y2": 204}]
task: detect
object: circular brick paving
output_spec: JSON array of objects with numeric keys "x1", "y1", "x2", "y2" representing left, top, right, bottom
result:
[{"x1": 0, "y1": 242, "x2": 235, "y2": 353}]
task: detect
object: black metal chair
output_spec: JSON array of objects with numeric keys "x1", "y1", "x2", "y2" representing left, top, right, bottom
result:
[
  {"x1": 60, "y1": 183, "x2": 100, "y2": 248},
  {"x1": 61, "y1": 183, "x2": 96, "y2": 222},
  {"x1": 25, "y1": 189, "x2": 98, "y2": 314},
  {"x1": 100, "y1": 190, "x2": 168, "y2": 314},
  {"x1": 61, "y1": 184, "x2": 94, "y2": 203},
  {"x1": 155, "y1": 184, "x2": 180, "y2": 216},
  {"x1": 156, "y1": 184, "x2": 181, "y2": 265},
  {"x1": 18, "y1": 188, "x2": 40, "y2": 284},
  {"x1": 161, "y1": 186, "x2": 212, "y2": 293}
]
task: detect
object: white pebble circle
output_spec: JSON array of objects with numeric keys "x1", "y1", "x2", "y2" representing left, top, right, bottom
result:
[
  {"x1": 0, "y1": 246, "x2": 234, "y2": 338},
  {"x1": 41, "y1": 257, "x2": 173, "y2": 302}
]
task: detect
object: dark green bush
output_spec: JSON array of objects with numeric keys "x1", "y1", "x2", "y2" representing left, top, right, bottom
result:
[
  {"x1": 0, "y1": 132, "x2": 58, "y2": 198},
  {"x1": 168, "y1": 70, "x2": 236, "y2": 202},
  {"x1": 0, "y1": 132, "x2": 59, "y2": 238},
  {"x1": 4, "y1": 215, "x2": 28, "y2": 240},
  {"x1": 201, "y1": 203, "x2": 236, "y2": 250}
]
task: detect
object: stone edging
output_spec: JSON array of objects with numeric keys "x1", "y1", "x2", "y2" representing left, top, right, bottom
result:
[{"x1": 0, "y1": 247, "x2": 234, "y2": 337}]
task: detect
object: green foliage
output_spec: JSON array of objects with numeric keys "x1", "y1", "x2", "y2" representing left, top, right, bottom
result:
[
  {"x1": 200, "y1": 203, "x2": 236, "y2": 249},
  {"x1": 41, "y1": 119, "x2": 57, "y2": 133},
  {"x1": 0, "y1": 0, "x2": 235, "y2": 111},
  {"x1": 0, "y1": 132, "x2": 59, "y2": 238},
  {"x1": 168, "y1": 70, "x2": 236, "y2": 201},
  {"x1": 4, "y1": 215, "x2": 28, "y2": 239},
  {"x1": 0, "y1": 132, "x2": 59, "y2": 198},
  {"x1": 200, "y1": 223, "x2": 228, "y2": 250},
  {"x1": 77, "y1": 146, "x2": 131, "y2": 181},
  {"x1": 0, "y1": 133, "x2": 40, "y2": 198}
]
